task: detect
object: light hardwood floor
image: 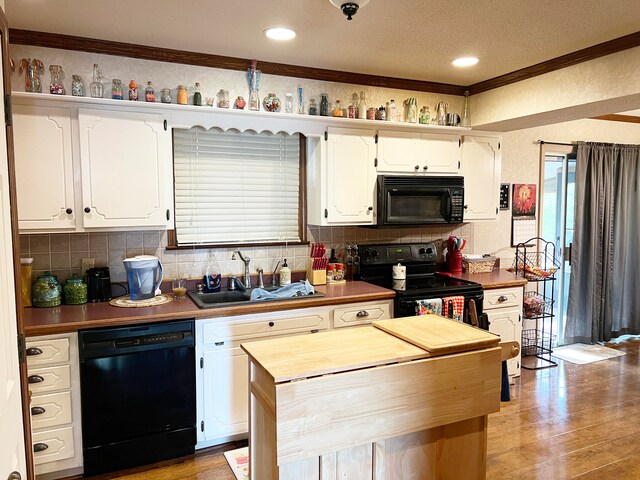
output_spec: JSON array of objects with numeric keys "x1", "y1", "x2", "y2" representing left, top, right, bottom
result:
[{"x1": 87, "y1": 339, "x2": 640, "y2": 480}]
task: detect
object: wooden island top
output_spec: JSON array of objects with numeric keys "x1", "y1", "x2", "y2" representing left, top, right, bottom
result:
[
  {"x1": 242, "y1": 315, "x2": 502, "y2": 479},
  {"x1": 23, "y1": 281, "x2": 395, "y2": 336}
]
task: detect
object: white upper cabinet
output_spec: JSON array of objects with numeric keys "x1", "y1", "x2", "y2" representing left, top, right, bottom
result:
[
  {"x1": 13, "y1": 105, "x2": 77, "y2": 230},
  {"x1": 78, "y1": 109, "x2": 170, "y2": 228},
  {"x1": 418, "y1": 132, "x2": 461, "y2": 173},
  {"x1": 376, "y1": 130, "x2": 461, "y2": 174},
  {"x1": 13, "y1": 97, "x2": 173, "y2": 232},
  {"x1": 78, "y1": 108, "x2": 170, "y2": 228},
  {"x1": 307, "y1": 127, "x2": 377, "y2": 226},
  {"x1": 325, "y1": 127, "x2": 377, "y2": 224},
  {"x1": 460, "y1": 135, "x2": 501, "y2": 221}
]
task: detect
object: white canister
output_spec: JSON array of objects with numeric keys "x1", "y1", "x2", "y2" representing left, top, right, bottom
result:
[{"x1": 392, "y1": 263, "x2": 406, "y2": 280}]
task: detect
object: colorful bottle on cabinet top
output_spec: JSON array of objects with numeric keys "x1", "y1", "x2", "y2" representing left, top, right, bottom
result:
[
  {"x1": 145, "y1": 81, "x2": 155, "y2": 102},
  {"x1": 193, "y1": 82, "x2": 202, "y2": 106},
  {"x1": 111, "y1": 79, "x2": 123, "y2": 100},
  {"x1": 128, "y1": 80, "x2": 139, "y2": 101},
  {"x1": 49, "y1": 65, "x2": 65, "y2": 95}
]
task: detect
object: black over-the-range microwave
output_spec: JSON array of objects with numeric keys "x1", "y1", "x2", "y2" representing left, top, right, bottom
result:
[{"x1": 376, "y1": 175, "x2": 464, "y2": 226}]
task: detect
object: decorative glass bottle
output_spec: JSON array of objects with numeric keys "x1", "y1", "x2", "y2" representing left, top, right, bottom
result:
[
  {"x1": 308, "y1": 98, "x2": 318, "y2": 115},
  {"x1": 319, "y1": 93, "x2": 329, "y2": 116},
  {"x1": 419, "y1": 106, "x2": 431, "y2": 124},
  {"x1": 89, "y1": 63, "x2": 104, "y2": 98},
  {"x1": 193, "y1": 82, "x2": 202, "y2": 106},
  {"x1": 177, "y1": 85, "x2": 188, "y2": 105},
  {"x1": 332, "y1": 99, "x2": 344, "y2": 117},
  {"x1": 49, "y1": 65, "x2": 65, "y2": 95},
  {"x1": 19, "y1": 58, "x2": 44, "y2": 93},
  {"x1": 460, "y1": 90, "x2": 471, "y2": 127},
  {"x1": 160, "y1": 88, "x2": 172, "y2": 103},
  {"x1": 111, "y1": 79, "x2": 123, "y2": 100},
  {"x1": 128, "y1": 80, "x2": 139, "y2": 101},
  {"x1": 357, "y1": 91, "x2": 367, "y2": 119},
  {"x1": 234, "y1": 96, "x2": 246, "y2": 109},
  {"x1": 389, "y1": 99, "x2": 397, "y2": 122},
  {"x1": 217, "y1": 89, "x2": 230, "y2": 108},
  {"x1": 145, "y1": 81, "x2": 155, "y2": 102},
  {"x1": 262, "y1": 93, "x2": 281, "y2": 112},
  {"x1": 71, "y1": 75, "x2": 84, "y2": 97},
  {"x1": 285, "y1": 93, "x2": 293, "y2": 113}
]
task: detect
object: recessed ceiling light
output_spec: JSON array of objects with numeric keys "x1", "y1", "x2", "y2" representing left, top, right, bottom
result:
[
  {"x1": 452, "y1": 57, "x2": 479, "y2": 67},
  {"x1": 264, "y1": 28, "x2": 297, "y2": 41}
]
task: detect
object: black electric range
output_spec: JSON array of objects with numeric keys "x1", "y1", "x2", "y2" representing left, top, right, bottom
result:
[{"x1": 359, "y1": 243, "x2": 487, "y2": 327}]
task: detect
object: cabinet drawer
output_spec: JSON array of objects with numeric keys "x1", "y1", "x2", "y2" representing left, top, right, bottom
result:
[
  {"x1": 203, "y1": 310, "x2": 330, "y2": 345},
  {"x1": 26, "y1": 337, "x2": 70, "y2": 366},
  {"x1": 32, "y1": 426, "x2": 75, "y2": 465},
  {"x1": 333, "y1": 302, "x2": 391, "y2": 328},
  {"x1": 27, "y1": 365, "x2": 71, "y2": 394},
  {"x1": 30, "y1": 391, "x2": 72, "y2": 430},
  {"x1": 484, "y1": 287, "x2": 523, "y2": 310}
]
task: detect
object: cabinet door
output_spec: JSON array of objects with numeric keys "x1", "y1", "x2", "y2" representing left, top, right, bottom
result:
[
  {"x1": 78, "y1": 108, "x2": 169, "y2": 228},
  {"x1": 418, "y1": 132, "x2": 461, "y2": 173},
  {"x1": 13, "y1": 105, "x2": 76, "y2": 230},
  {"x1": 376, "y1": 131, "x2": 420, "y2": 173},
  {"x1": 460, "y1": 136, "x2": 501, "y2": 221},
  {"x1": 487, "y1": 308, "x2": 522, "y2": 376},
  {"x1": 326, "y1": 127, "x2": 376, "y2": 224},
  {"x1": 202, "y1": 346, "x2": 250, "y2": 442}
]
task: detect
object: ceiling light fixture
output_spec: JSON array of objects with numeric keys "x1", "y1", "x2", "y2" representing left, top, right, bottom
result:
[
  {"x1": 330, "y1": 0, "x2": 369, "y2": 20},
  {"x1": 452, "y1": 57, "x2": 479, "y2": 67},
  {"x1": 264, "y1": 27, "x2": 297, "y2": 41}
]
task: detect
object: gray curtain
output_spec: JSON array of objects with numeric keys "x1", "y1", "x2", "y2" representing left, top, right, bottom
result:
[{"x1": 565, "y1": 142, "x2": 640, "y2": 344}]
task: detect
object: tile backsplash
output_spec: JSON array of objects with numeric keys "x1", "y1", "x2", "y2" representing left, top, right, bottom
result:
[{"x1": 20, "y1": 224, "x2": 474, "y2": 283}]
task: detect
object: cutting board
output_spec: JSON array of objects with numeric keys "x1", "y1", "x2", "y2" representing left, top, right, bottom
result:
[
  {"x1": 373, "y1": 315, "x2": 500, "y2": 357},
  {"x1": 241, "y1": 327, "x2": 428, "y2": 383}
]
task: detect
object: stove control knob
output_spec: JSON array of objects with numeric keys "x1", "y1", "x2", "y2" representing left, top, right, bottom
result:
[
  {"x1": 419, "y1": 247, "x2": 426, "y2": 255},
  {"x1": 370, "y1": 249, "x2": 378, "y2": 258}
]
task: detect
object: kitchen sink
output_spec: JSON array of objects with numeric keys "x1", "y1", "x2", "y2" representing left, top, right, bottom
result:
[{"x1": 187, "y1": 286, "x2": 325, "y2": 309}]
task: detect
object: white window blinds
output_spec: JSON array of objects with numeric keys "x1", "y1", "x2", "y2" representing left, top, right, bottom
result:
[{"x1": 173, "y1": 127, "x2": 301, "y2": 245}]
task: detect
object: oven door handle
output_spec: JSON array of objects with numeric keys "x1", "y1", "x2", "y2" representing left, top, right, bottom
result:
[{"x1": 442, "y1": 189, "x2": 453, "y2": 222}]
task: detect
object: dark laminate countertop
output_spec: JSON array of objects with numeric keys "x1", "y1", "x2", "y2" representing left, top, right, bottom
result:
[
  {"x1": 23, "y1": 281, "x2": 396, "y2": 336},
  {"x1": 453, "y1": 269, "x2": 527, "y2": 290}
]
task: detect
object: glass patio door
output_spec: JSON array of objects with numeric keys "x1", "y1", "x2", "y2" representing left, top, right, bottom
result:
[{"x1": 540, "y1": 147, "x2": 576, "y2": 345}]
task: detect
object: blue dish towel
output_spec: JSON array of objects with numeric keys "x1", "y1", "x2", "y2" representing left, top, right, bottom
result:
[{"x1": 250, "y1": 280, "x2": 315, "y2": 301}]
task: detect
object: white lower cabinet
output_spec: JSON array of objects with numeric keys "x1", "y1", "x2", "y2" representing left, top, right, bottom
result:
[
  {"x1": 27, "y1": 333, "x2": 83, "y2": 479},
  {"x1": 485, "y1": 286, "x2": 523, "y2": 377},
  {"x1": 196, "y1": 299, "x2": 393, "y2": 448}
]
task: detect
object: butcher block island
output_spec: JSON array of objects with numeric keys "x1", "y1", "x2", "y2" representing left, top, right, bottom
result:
[{"x1": 241, "y1": 315, "x2": 502, "y2": 479}]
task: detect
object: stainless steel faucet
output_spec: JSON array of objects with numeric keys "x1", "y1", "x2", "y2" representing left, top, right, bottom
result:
[
  {"x1": 231, "y1": 251, "x2": 252, "y2": 289},
  {"x1": 271, "y1": 260, "x2": 281, "y2": 287},
  {"x1": 257, "y1": 268, "x2": 265, "y2": 289}
]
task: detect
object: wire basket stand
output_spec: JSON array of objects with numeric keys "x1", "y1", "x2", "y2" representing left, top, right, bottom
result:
[{"x1": 513, "y1": 237, "x2": 559, "y2": 370}]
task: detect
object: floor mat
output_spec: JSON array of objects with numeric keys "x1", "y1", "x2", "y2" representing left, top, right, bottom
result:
[
  {"x1": 223, "y1": 447, "x2": 249, "y2": 480},
  {"x1": 551, "y1": 343, "x2": 626, "y2": 364}
]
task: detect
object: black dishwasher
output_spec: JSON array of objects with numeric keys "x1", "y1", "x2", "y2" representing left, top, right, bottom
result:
[{"x1": 79, "y1": 320, "x2": 196, "y2": 476}]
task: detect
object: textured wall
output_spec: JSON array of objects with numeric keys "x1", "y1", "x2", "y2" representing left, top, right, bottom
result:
[
  {"x1": 474, "y1": 118, "x2": 640, "y2": 266},
  {"x1": 8, "y1": 45, "x2": 464, "y2": 117},
  {"x1": 20, "y1": 224, "x2": 474, "y2": 283},
  {"x1": 472, "y1": 47, "x2": 640, "y2": 129}
]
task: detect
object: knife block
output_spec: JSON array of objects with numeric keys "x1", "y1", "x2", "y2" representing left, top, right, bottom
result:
[{"x1": 307, "y1": 261, "x2": 327, "y2": 286}]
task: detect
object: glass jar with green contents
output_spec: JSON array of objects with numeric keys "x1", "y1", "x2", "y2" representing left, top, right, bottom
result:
[
  {"x1": 32, "y1": 272, "x2": 62, "y2": 308},
  {"x1": 63, "y1": 274, "x2": 88, "y2": 305}
]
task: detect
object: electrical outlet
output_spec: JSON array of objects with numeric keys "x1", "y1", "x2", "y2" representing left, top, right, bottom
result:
[{"x1": 81, "y1": 257, "x2": 95, "y2": 273}]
